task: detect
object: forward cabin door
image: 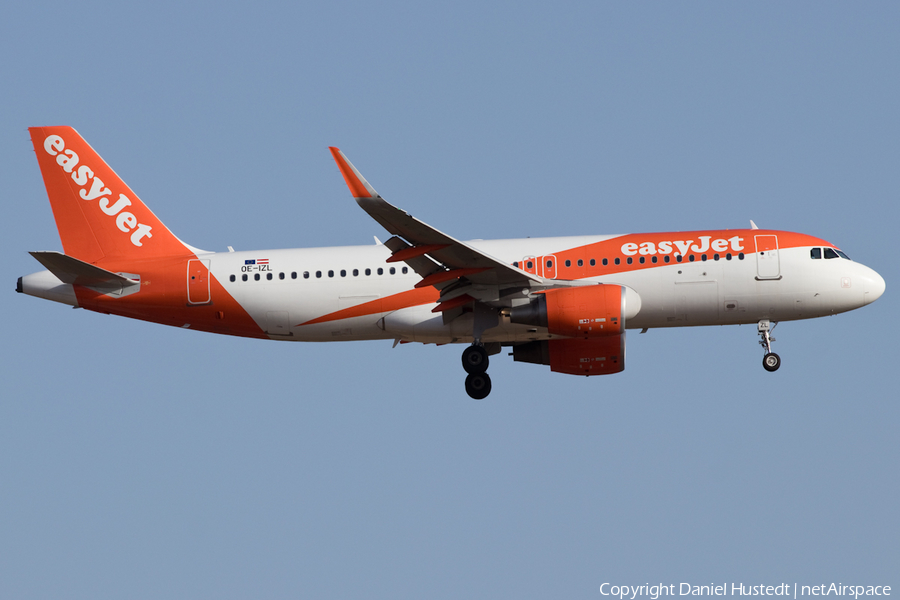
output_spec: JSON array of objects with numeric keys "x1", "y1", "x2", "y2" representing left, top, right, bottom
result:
[
  {"x1": 755, "y1": 235, "x2": 781, "y2": 280},
  {"x1": 187, "y1": 259, "x2": 211, "y2": 304}
]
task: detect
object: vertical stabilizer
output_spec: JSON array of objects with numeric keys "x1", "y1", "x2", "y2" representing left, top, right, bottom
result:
[{"x1": 29, "y1": 126, "x2": 192, "y2": 263}]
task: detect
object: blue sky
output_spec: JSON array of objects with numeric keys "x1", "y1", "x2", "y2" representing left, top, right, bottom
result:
[{"x1": 1, "y1": 2, "x2": 898, "y2": 598}]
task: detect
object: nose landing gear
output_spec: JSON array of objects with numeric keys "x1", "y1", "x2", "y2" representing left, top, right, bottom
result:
[
  {"x1": 462, "y1": 344, "x2": 492, "y2": 399},
  {"x1": 758, "y1": 320, "x2": 781, "y2": 372}
]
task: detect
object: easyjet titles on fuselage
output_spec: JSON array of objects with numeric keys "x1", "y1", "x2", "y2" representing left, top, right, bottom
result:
[
  {"x1": 620, "y1": 235, "x2": 745, "y2": 257},
  {"x1": 42, "y1": 134, "x2": 153, "y2": 247}
]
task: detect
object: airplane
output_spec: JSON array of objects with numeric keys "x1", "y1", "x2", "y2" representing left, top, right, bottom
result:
[{"x1": 18, "y1": 126, "x2": 886, "y2": 399}]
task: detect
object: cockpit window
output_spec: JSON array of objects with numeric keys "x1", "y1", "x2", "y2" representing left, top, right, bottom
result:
[
  {"x1": 824, "y1": 248, "x2": 839, "y2": 259},
  {"x1": 810, "y1": 248, "x2": 822, "y2": 259},
  {"x1": 836, "y1": 250, "x2": 851, "y2": 260}
]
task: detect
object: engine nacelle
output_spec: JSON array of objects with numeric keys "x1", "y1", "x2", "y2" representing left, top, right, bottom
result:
[
  {"x1": 512, "y1": 334, "x2": 626, "y2": 376},
  {"x1": 509, "y1": 284, "x2": 640, "y2": 338}
]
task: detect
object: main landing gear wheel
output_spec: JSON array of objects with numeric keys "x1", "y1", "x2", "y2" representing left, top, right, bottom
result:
[
  {"x1": 763, "y1": 353, "x2": 781, "y2": 372},
  {"x1": 462, "y1": 343, "x2": 492, "y2": 399},
  {"x1": 465, "y1": 372, "x2": 492, "y2": 400},
  {"x1": 462, "y1": 344, "x2": 489, "y2": 374}
]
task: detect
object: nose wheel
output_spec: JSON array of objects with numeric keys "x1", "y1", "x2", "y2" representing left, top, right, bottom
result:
[
  {"x1": 462, "y1": 344, "x2": 492, "y2": 399},
  {"x1": 758, "y1": 320, "x2": 781, "y2": 372}
]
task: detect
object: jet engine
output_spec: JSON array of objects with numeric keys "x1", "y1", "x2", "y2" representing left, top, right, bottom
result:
[{"x1": 509, "y1": 284, "x2": 640, "y2": 338}]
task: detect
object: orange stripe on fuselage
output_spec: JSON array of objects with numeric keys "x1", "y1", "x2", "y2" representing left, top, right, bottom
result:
[
  {"x1": 538, "y1": 229, "x2": 831, "y2": 279},
  {"x1": 298, "y1": 286, "x2": 440, "y2": 327}
]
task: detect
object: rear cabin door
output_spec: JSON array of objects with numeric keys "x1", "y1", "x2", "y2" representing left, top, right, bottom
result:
[
  {"x1": 187, "y1": 259, "x2": 211, "y2": 304},
  {"x1": 754, "y1": 235, "x2": 781, "y2": 280}
]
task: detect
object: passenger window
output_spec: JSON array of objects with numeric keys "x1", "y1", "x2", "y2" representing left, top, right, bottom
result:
[
  {"x1": 726, "y1": 253, "x2": 732, "y2": 260},
  {"x1": 377, "y1": 268, "x2": 383, "y2": 275},
  {"x1": 652, "y1": 256, "x2": 658, "y2": 263},
  {"x1": 316, "y1": 271, "x2": 322, "y2": 278},
  {"x1": 279, "y1": 272, "x2": 284, "y2": 280},
  {"x1": 513, "y1": 261, "x2": 519, "y2": 268},
  {"x1": 365, "y1": 268, "x2": 371, "y2": 276},
  {"x1": 242, "y1": 274, "x2": 248, "y2": 281},
  {"x1": 627, "y1": 257, "x2": 633, "y2": 265},
  {"x1": 340, "y1": 269, "x2": 346, "y2": 277},
  {"x1": 614, "y1": 258, "x2": 620, "y2": 265},
  {"x1": 390, "y1": 267, "x2": 396, "y2": 275},
  {"x1": 526, "y1": 261, "x2": 533, "y2": 269},
  {"x1": 602, "y1": 258, "x2": 608, "y2": 266},
  {"x1": 577, "y1": 259, "x2": 583, "y2": 267},
  {"x1": 689, "y1": 255, "x2": 695, "y2": 262},
  {"x1": 713, "y1": 254, "x2": 719, "y2": 261},
  {"x1": 590, "y1": 259, "x2": 595, "y2": 266},
  {"x1": 677, "y1": 255, "x2": 683, "y2": 263},
  {"x1": 546, "y1": 260, "x2": 552, "y2": 268},
  {"x1": 229, "y1": 275, "x2": 236, "y2": 282},
  {"x1": 810, "y1": 248, "x2": 822, "y2": 259},
  {"x1": 353, "y1": 269, "x2": 359, "y2": 276},
  {"x1": 639, "y1": 257, "x2": 645, "y2": 264},
  {"x1": 254, "y1": 273, "x2": 260, "y2": 281},
  {"x1": 402, "y1": 266, "x2": 408, "y2": 274},
  {"x1": 664, "y1": 256, "x2": 670, "y2": 263},
  {"x1": 738, "y1": 253, "x2": 745, "y2": 260},
  {"x1": 301, "y1": 272, "x2": 307, "y2": 279},
  {"x1": 565, "y1": 260, "x2": 571, "y2": 267},
  {"x1": 824, "y1": 248, "x2": 839, "y2": 259},
  {"x1": 267, "y1": 273, "x2": 273, "y2": 280},
  {"x1": 328, "y1": 270, "x2": 334, "y2": 277},
  {"x1": 701, "y1": 254, "x2": 707, "y2": 261}
]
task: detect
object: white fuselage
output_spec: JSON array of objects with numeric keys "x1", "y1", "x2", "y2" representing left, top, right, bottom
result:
[{"x1": 198, "y1": 234, "x2": 883, "y2": 344}]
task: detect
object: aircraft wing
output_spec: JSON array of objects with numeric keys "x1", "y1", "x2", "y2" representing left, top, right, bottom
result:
[{"x1": 329, "y1": 148, "x2": 544, "y2": 297}]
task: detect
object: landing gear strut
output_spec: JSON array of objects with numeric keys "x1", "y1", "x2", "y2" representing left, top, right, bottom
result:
[
  {"x1": 758, "y1": 320, "x2": 781, "y2": 372},
  {"x1": 462, "y1": 344, "x2": 491, "y2": 399}
]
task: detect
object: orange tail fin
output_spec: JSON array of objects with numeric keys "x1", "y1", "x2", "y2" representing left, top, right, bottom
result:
[{"x1": 29, "y1": 126, "x2": 193, "y2": 263}]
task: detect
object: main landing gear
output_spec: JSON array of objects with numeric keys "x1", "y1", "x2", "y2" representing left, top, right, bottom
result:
[
  {"x1": 758, "y1": 320, "x2": 781, "y2": 372},
  {"x1": 462, "y1": 344, "x2": 492, "y2": 399}
]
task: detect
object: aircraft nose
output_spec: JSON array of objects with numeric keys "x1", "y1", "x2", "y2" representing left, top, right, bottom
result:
[{"x1": 863, "y1": 268, "x2": 885, "y2": 305}]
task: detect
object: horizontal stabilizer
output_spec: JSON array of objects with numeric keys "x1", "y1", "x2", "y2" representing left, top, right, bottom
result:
[{"x1": 29, "y1": 251, "x2": 135, "y2": 289}]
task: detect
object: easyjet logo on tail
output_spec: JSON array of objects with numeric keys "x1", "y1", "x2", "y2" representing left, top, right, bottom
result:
[{"x1": 43, "y1": 135, "x2": 153, "y2": 247}]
